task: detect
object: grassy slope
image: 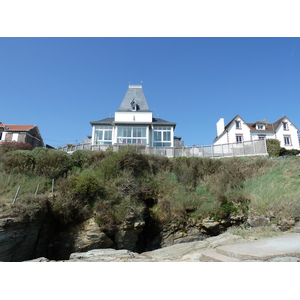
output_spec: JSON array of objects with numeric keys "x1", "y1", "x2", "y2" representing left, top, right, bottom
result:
[
  {"x1": 1, "y1": 148, "x2": 300, "y2": 228},
  {"x1": 244, "y1": 158, "x2": 300, "y2": 220}
]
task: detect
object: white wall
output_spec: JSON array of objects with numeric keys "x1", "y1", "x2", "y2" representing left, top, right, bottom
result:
[
  {"x1": 115, "y1": 111, "x2": 153, "y2": 123},
  {"x1": 275, "y1": 118, "x2": 300, "y2": 150}
]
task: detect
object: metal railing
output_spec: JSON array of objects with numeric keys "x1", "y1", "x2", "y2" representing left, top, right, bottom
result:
[{"x1": 58, "y1": 139, "x2": 268, "y2": 158}]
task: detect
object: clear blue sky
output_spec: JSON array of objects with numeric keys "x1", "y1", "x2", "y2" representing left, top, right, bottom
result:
[{"x1": 1, "y1": 37, "x2": 300, "y2": 147}]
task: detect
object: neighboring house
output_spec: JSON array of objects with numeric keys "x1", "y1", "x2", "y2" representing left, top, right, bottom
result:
[
  {"x1": 214, "y1": 115, "x2": 300, "y2": 150},
  {"x1": 90, "y1": 84, "x2": 178, "y2": 147},
  {"x1": 0, "y1": 122, "x2": 44, "y2": 148}
]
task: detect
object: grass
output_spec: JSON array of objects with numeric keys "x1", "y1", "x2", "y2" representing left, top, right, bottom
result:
[
  {"x1": 0, "y1": 172, "x2": 52, "y2": 203},
  {"x1": 227, "y1": 225, "x2": 288, "y2": 240},
  {"x1": 243, "y1": 158, "x2": 300, "y2": 220}
]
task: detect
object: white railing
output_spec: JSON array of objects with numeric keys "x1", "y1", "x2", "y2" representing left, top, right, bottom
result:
[{"x1": 58, "y1": 139, "x2": 268, "y2": 158}]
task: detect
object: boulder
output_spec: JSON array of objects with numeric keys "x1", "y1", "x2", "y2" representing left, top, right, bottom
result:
[
  {"x1": 247, "y1": 216, "x2": 270, "y2": 227},
  {"x1": 53, "y1": 218, "x2": 114, "y2": 259}
]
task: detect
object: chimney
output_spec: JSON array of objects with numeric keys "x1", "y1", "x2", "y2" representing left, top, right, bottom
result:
[{"x1": 217, "y1": 118, "x2": 225, "y2": 136}]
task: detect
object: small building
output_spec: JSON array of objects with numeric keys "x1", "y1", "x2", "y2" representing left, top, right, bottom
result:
[
  {"x1": 90, "y1": 85, "x2": 177, "y2": 147},
  {"x1": 214, "y1": 115, "x2": 300, "y2": 150},
  {"x1": 0, "y1": 122, "x2": 44, "y2": 148}
]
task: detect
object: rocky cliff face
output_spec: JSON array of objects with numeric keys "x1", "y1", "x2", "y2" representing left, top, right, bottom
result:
[{"x1": 0, "y1": 203, "x2": 247, "y2": 262}]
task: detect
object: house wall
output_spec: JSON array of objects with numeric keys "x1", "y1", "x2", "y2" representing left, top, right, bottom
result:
[
  {"x1": 275, "y1": 118, "x2": 300, "y2": 150},
  {"x1": 251, "y1": 132, "x2": 275, "y2": 140},
  {"x1": 115, "y1": 111, "x2": 153, "y2": 123},
  {"x1": 215, "y1": 116, "x2": 251, "y2": 145}
]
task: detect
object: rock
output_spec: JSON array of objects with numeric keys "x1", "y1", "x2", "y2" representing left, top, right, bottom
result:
[
  {"x1": 23, "y1": 257, "x2": 50, "y2": 262},
  {"x1": 53, "y1": 218, "x2": 114, "y2": 259},
  {"x1": 0, "y1": 214, "x2": 55, "y2": 262},
  {"x1": 114, "y1": 221, "x2": 145, "y2": 251},
  {"x1": 278, "y1": 218, "x2": 295, "y2": 231},
  {"x1": 267, "y1": 256, "x2": 300, "y2": 262},
  {"x1": 68, "y1": 249, "x2": 147, "y2": 262},
  {"x1": 247, "y1": 216, "x2": 270, "y2": 227}
]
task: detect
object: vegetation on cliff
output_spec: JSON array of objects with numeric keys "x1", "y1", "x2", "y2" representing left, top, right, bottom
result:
[{"x1": 1, "y1": 146, "x2": 300, "y2": 233}]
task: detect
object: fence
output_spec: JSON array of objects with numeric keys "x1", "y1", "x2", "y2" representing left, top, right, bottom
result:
[{"x1": 58, "y1": 139, "x2": 268, "y2": 158}]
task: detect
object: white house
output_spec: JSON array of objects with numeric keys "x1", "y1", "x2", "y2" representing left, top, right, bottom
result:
[
  {"x1": 214, "y1": 115, "x2": 300, "y2": 150},
  {"x1": 90, "y1": 85, "x2": 177, "y2": 147}
]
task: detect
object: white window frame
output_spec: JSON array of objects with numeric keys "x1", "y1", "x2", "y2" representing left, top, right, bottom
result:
[
  {"x1": 94, "y1": 126, "x2": 113, "y2": 145},
  {"x1": 153, "y1": 126, "x2": 172, "y2": 147},
  {"x1": 256, "y1": 124, "x2": 265, "y2": 130},
  {"x1": 12, "y1": 133, "x2": 19, "y2": 142},
  {"x1": 117, "y1": 126, "x2": 147, "y2": 145}
]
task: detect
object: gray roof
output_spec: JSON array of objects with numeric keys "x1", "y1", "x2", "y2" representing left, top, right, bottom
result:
[
  {"x1": 117, "y1": 85, "x2": 152, "y2": 112},
  {"x1": 90, "y1": 117, "x2": 114, "y2": 125}
]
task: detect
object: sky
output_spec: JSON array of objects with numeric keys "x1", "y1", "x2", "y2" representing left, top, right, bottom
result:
[{"x1": 1, "y1": 37, "x2": 300, "y2": 147}]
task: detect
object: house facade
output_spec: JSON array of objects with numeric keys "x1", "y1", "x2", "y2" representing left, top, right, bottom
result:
[
  {"x1": 0, "y1": 122, "x2": 44, "y2": 148},
  {"x1": 214, "y1": 115, "x2": 300, "y2": 150},
  {"x1": 90, "y1": 85, "x2": 177, "y2": 147}
]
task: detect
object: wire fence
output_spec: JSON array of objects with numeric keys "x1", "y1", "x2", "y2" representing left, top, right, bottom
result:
[{"x1": 58, "y1": 139, "x2": 268, "y2": 158}]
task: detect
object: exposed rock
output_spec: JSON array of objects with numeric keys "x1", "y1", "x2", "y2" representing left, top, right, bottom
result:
[
  {"x1": 68, "y1": 249, "x2": 150, "y2": 262},
  {"x1": 278, "y1": 218, "x2": 296, "y2": 231},
  {"x1": 247, "y1": 216, "x2": 270, "y2": 227},
  {"x1": 52, "y1": 218, "x2": 114, "y2": 259},
  {"x1": 267, "y1": 256, "x2": 300, "y2": 262},
  {"x1": 0, "y1": 213, "x2": 55, "y2": 262},
  {"x1": 23, "y1": 257, "x2": 50, "y2": 262},
  {"x1": 65, "y1": 232, "x2": 246, "y2": 262}
]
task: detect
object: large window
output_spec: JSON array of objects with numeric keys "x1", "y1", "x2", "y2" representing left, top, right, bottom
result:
[
  {"x1": 236, "y1": 134, "x2": 243, "y2": 143},
  {"x1": 284, "y1": 135, "x2": 292, "y2": 146},
  {"x1": 117, "y1": 126, "x2": 147, "y2": 144},
  {"x1": 153, "y1": 127, "x2": 172, "y2": 147},
  {"x1": 94, "y1": 126, "x2": 113, "y2": 145}
]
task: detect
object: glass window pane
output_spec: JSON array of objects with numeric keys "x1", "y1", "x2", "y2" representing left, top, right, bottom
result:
[{"x1": 163, "y1": 131, "x2": 171, "y2": 141}]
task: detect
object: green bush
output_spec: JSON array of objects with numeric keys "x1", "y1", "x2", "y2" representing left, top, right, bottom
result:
[
  {"x1": 0, "y1": 142, "x2": 32, "y2": 153},
  {"x1": 32, "y1": 148, "x2": 72, "y2": 178},
  {"x1": 2, "y1": 150, "x2": 35, "y2": 174},
  {"x1": 266, "y1": 139, "x2": 281, "y2": 157},
  {"x1": 279, "y1": 148, "x2": 300, "y2": 156}
]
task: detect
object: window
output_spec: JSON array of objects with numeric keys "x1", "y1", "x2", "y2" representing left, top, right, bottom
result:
[
  {"x1": 257, "y1": 124, "x2": 265, "y2": 130},
  {"x1": 236, "y1": 134, "x2": 243, "y2": 143},
  {"x1": 282, "y1": 122, "x2": 289, "y2": 131},
  {"x1": 94, "y1": 126, "x2": 113, "y2": 145},
  {"x1": 117, "y1": 126, "x2": 147, "y2": 144},
  {"x1": 0, "y1": 132, "x2": 2, "y2": 140},
  {"x1": 153, "y1": 127, "x2": 172, "y2": 147},
  {"x1": 12, "y1": 133, "x2": 18, "y2": 142},
  {"x1": 258, "y1": 135, "x2": 266, "y2": 140},
  {"x1": 235, "y1": 121, "x2": 241, "y2": 129},
  {"x1": 284, "y1": 135, "x2": 292, "y2": 146}
]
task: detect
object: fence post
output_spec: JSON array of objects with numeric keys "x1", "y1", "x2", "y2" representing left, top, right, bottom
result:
[
  {"x1": 52, "y1": 179, "x2": 54, "y2": 198},
  {"x1": 35, "y1": 183, "x2": 40, "y2": 196},
  {"x1": 13, "y1": 186, "x2": 20, "y2": 204},
  {"x1": 253, "y1": 140, "x2": 256, "y2": 155}
]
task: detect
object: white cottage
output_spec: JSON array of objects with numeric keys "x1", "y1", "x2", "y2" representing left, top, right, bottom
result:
[
  {"x1": 90, "y1": 85, "x2": 177, "y2": 147},
  {"x1": 214, "y1": 115, "x2": 300, "y2": 150}
]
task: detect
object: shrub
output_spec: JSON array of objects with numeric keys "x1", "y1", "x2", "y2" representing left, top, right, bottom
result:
[
  {"x1": 0, "y1": 142, "x2": 32, "y2": 153},
  {"x1": 279, "y1": 148, "x2": 300, "y2": 156},
  {"x1": 2, "y1": 150, "x2": 35, "y2": 174},
  {"x1": 32, "y1": 148, "x2": 72, "y2": 178},
  {"x1": 71, "y1": 150, "x2": 106, "y2": 169},
  {"x1": 266, "y1": 139, "x2": 281, "y2": 157},
  {"x1": 10, "y1": 194, "x2": 49, "y2": 221}
]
